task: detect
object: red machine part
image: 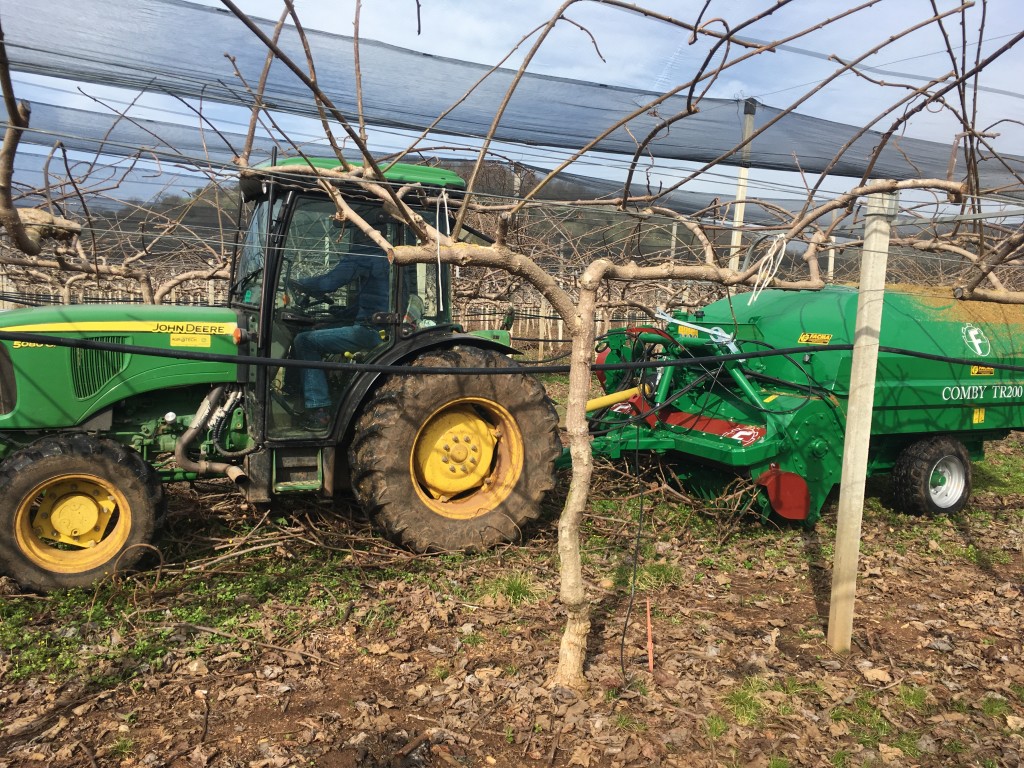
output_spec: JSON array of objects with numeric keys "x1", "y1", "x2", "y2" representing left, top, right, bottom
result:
[{"x1": 755, "y1": 465, "x2": 810, "y2": 520}]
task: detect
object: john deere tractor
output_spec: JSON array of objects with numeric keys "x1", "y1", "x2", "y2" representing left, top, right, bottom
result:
[{"x1": 0, "y1": 159, "x2": 561, "y2": 592}]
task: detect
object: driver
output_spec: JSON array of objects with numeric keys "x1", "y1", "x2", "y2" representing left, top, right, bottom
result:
[{"x1": 286, "y1": 229, "x2": 389, "y2": 430}]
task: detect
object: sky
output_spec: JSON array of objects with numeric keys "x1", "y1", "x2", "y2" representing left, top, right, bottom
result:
[
  {"x1": 192, "y1": 0, "x2": 1024, "y2": 142},
  {"x1": 7, "y1": 0, "x2": 1024, "y2": 208}
]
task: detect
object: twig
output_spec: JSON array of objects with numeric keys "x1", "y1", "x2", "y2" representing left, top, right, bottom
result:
[{"x1": 75, "y1": 741, "x2": 99, "y2": 768}]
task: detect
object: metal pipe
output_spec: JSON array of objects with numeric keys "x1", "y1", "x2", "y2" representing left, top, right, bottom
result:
[
  {"x1": 585, "y1": 386, "x2": 641, "y2": 413},
  {"x1": 174, "y1": 385, "x2": 249, "y2": 485}
]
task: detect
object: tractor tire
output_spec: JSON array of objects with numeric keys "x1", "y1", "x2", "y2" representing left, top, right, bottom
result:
[
  {"x1": 892, "y1": 436, "x2": 971, "y2": 516},
  {"x1": 0, "y1": 434, "x2": 164, "y2": 592},
  {"x1": 349, "y1": 346, "x2": 560, "y2": 552}
]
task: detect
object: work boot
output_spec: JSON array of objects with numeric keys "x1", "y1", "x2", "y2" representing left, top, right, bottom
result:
[{"x1": 299, "y1": 407, "x2": 331, "y2": 431}]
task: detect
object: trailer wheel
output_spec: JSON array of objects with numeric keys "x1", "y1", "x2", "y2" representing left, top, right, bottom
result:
[
  {"x1": 349, "y1": 346, "x2": 560, "y2": 552},
  {"x1": 892, "y1": 437, "x2": 971, "y2": 516},
  {"x1": 0, "y1": 435, "x2": 164, "y2": 592}
]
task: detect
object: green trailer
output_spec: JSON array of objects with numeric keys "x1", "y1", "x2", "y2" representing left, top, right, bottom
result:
[{"x1": 589, "y1": 285, "x2": 1024, "y2": 522}]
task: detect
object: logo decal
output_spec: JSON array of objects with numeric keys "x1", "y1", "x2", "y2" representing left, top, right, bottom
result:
[
  {"x1": 722, "y1": 426, "x2": 765, "y2": 447},
  {"x1": 798, "y1": 332, "x2": 832, "y2": 345},
  {"x1": 962, "y1": 324, "x2": 991, "y2": 357}
]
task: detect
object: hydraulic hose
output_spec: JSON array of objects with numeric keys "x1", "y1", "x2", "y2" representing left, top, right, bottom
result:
[{"x1": 174, "y1": 385, "x2": 248, "y2": 484}]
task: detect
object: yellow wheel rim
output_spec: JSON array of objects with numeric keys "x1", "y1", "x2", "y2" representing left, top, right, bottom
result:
[
  {"x1": 13, "y1": 473, "x2": 132, "y2": 574},
  {"x1": 411, "y1": 397, "x2": 524, "y2": 520}
]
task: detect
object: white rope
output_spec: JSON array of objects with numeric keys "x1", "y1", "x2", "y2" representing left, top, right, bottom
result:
[{"x1": 747, "y1": 234, "x2": 787, "y2": 305}]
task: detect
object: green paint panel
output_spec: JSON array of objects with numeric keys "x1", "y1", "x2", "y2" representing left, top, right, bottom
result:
[{"x1": 0, "y1": 304, "x2": 240, "y2": 429}]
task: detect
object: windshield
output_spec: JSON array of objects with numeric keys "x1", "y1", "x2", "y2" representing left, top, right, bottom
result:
[
  {"x1": 232, "y1": 193, "x2": 453, "y2": 327},
  {"x1": 231, "y1": 198, "x2": 280, "y2": 306},
  {"x1": 279, "y1": 197, "x2": 392, "y2": 322}
]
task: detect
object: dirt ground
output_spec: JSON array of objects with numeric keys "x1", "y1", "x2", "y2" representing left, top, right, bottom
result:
[{"x1": 1, "y1": 439, "x2": 1023, "y2": 767}]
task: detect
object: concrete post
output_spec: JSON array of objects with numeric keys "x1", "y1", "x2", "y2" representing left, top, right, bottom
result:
[{"x1": 728, "y1": 99, "x2": 757, "y2": 271}]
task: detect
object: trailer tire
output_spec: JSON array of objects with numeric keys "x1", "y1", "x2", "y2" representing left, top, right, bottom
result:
[
  {"x1": 349, "y1": 346, "x2": 560, "y2": 552},
  {"x1": 892, "y1": 437, "x2": 971, "y2": 516},
  {"x1": 0, "y1": 435, "x2": 164, "y2": 592}
]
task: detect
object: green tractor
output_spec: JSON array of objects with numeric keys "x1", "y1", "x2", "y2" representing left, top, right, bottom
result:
[{"x1": 0, "y1": 159, "x2": 561, "y2": 592}]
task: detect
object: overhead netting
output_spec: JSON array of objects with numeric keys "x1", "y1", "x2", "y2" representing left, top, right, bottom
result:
[{"x1": 3, "y1": 0, "x2": 1023, "y2": 200}]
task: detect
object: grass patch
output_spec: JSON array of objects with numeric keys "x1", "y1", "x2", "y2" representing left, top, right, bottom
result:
[
  {"x1": 948, "y1": 543, "x2": 1011, "y2": 567},
  {"x1": 891, "y1": 731, "x2": 923, "y2": 758},
  {"x1": 973, "y1": 444, "x2": 1024, "y2": 494},
  {"x1": 830, "y1": 693, "x2": 891, "y2": 748},
  {"x1": 705, "y1": 714, "x2": 728, "y2": 740},
  {"x1": 614, "y1": 712, "x2": 647, "y2": 732},
  {"x1": 480, "y1": 572, "x2": 541, "y2": 605},
  {"x1": 612, "y1": 559, "x2": 686, "y2": 590},
  {"x1": 724, "y1": 677, "x2": 769, "y2": 726},
  {"x1": 896, "y1": 685, "x2": 929, "y2": 712},
  {"x1": 109, "y1": 736, "x2": 135, "y2": 759},
  {"x1": 980, "y1": 695, "x2": 1010, "y2": 718},
  {"x1": 0, "y1": 543, "x2": 369, "y2": 685}
]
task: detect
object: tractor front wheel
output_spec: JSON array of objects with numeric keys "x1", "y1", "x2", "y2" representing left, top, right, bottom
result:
[
  {"x1": 892, "y1": 436, "x2": 971, "y2": 516},
  {"x1": 0, "y1": 435, "x2": 164, "y2": 592},
  {"x1": 349, "y1": 346, "x2": 560, "y2": 552}
]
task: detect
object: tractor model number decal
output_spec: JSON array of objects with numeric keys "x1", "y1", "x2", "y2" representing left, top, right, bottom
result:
[
  {"x1": 170, "y1": 333, "x2": 212, "y2": 348},
  {"x1": 941, "y1": 384, "x2": 1024, "y2": 401},
  {"x1": 11, "y1": 341, "x2": 55, "y2": 349},
  {"x1": 798, "y1": 332, "x2": 832, "y2": 344}
]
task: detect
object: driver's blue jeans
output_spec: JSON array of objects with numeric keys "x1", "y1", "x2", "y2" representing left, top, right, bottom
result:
[{"x1": 291, "y1": 324, "x2": 382, "y2": 409}]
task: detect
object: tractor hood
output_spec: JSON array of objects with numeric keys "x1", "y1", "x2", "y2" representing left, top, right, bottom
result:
[{"x1": 0, "y1": 304, "x2": 242, "y2": 429}]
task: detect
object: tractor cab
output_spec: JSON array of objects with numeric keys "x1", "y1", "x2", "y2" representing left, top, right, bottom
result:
[{"x1": 230, "y1": 159, "x2": 463, "y2": 442}]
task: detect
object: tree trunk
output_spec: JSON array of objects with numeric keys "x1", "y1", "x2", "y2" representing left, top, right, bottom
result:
[{"x1": 549, "y1": 261, "x2": 606, "y2": 690}]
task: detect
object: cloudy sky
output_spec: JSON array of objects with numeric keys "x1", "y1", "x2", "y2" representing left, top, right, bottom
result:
[
  {"x1": 7, "y1": 0, "x2": 1023, "y2": 205},
  {"x1": 195, "y1": 0, "x2": 1023, "y2": 142}
]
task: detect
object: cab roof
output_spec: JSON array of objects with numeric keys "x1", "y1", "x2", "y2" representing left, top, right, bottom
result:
[{"x1": 255, "y1": 156, "x2": 466, "y2": 189}]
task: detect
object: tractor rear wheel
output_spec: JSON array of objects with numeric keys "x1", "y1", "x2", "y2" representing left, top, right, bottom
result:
[
  {"x1": 892, "y1": 436, "x2": 971, "y2": 516},
  {"x1": 349, "y1": 346, "x2": 560, "y2": 552},
  {"x1": 0, "y1": 435, "x2": 164, "y2": 592}
]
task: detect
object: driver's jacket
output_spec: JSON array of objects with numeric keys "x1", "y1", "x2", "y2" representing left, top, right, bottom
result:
[{"x1": 293, "y1": 247, "x2": 389, "y2": 325}]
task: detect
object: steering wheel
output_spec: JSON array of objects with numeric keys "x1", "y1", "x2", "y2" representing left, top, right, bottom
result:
[
  {"x1": 288, "y1": 277, "x2": 336, "y2": 308},
  {"x1": 278, "y1": 279, "x2": 334, "y2": 326}
]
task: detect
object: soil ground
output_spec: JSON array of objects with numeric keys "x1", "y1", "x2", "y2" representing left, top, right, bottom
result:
[{"x1": 1, "y1": 433, "x2": 1023, "y2": 767}]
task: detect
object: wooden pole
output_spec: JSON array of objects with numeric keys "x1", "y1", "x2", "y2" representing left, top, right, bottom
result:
[
  {"x1": 827, "y1": 236, "x2": 836, "y2": 283},
  {"x1": 827, "y1": 187, "x2": 898, "y2": 653}
]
